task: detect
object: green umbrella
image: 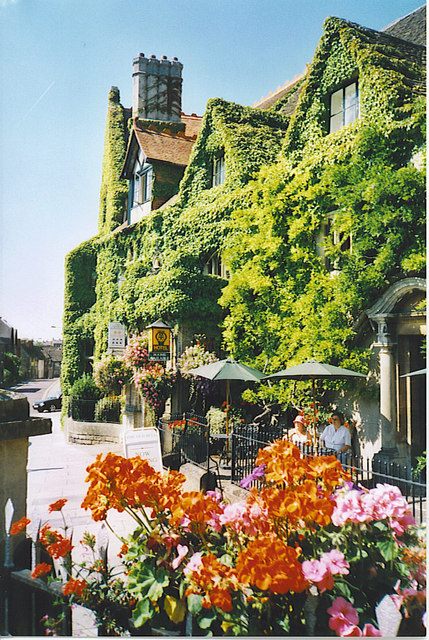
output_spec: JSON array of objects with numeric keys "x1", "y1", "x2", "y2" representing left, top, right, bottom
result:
[
  {"x1": 400, "y1": 368, "x2": 426, "y2": 378},
  {"x1": 264, "y1": 360, "x2": 366, "y2": 438},
  {"x1": 188, "y1": 358, "x2": 265, "y2": 434}
]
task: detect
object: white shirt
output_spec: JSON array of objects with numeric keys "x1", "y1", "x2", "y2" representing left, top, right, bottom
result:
[{"x1": 320, "y1": 424, "x2": 351, "y2": 452}]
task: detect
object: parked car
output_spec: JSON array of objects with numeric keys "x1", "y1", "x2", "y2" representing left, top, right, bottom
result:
[{"x1": 33, "y1": 393, "x2": 62, "y2": 412}]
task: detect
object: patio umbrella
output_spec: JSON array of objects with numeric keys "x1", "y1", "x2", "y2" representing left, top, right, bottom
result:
[
  {"x1": 188, "y1": 358, "x2": 265, "y2": 434},
  {"x1": 400, "y1": 368, "x2": 426, "y2": 377},
  {"x1": 264, "y1": 360, "x2": 366, "y2": 439}
]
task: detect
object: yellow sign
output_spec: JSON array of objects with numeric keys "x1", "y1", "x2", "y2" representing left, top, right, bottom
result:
[{"x1": 149, "y1": 327, "x2": 170, "y2": 353}]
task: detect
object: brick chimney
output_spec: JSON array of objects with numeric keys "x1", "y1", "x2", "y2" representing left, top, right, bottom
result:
[{"x1": 132, "y1": 53, "x2": 183, "y2": 123}]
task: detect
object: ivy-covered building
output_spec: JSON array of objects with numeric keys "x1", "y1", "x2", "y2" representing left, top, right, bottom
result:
[{"x1": 62, "y1": 6, "x2": 426, "y2": 464}]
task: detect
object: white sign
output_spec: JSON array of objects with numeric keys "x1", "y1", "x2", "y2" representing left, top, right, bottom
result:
[
  {"x1": 123, "y1": 428, "x2": 163, "y2": 473},
  {"x1": 376, "y1": 595, "x2": 402, "y2": 637},
  {"x1": 108, "y1": 322, "x2": 126, "y2": 349}
]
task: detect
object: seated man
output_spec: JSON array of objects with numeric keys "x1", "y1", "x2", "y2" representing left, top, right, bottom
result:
[{"x1": 319, "y1": 411, "x2": 351, "y2": 457}]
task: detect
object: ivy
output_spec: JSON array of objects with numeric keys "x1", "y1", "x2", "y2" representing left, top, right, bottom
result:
[{"x1": 62, "y1": 15, "x2": 426, "y2": 405}]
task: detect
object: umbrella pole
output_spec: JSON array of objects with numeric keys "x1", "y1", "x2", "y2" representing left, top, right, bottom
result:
[
  {"x1": 312, "y1": 378, "x2": 316, "y2": 442},
  {"x1": 226, "y1": 379, "x2": 230, "y2": 436}
]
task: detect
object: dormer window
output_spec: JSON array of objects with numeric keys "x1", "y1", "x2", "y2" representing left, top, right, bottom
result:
[
  {"x1": 212, "y1": 155, "x2": 225, "y2": 187},
  {"x1": 329, "y1": 82, "x2": 359, "y2": 133},
  {"x1": 133, "y1": 167, "x2": 153, "y2": 205}
]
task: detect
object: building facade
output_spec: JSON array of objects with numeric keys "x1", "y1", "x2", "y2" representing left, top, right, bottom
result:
[{"x1": 62, "y1": 7, "x2": 426, "y2": 465}]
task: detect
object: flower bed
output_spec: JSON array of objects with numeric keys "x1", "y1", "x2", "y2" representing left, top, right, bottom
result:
[{"x1": 11, "y1": 440, "x2": 426, "y2": 636}]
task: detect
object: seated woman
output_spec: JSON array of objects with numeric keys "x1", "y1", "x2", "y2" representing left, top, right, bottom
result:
[
  {"x1": 286, "y1": 415, "x2": 312, "y2": 445},
  {"x1": 319, "y1": 411, "x2": 351, "y2": 458}
]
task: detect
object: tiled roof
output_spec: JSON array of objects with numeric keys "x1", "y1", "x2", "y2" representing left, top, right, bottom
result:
[
  {"x1": 253, "y1": 73, "x2": 306, "y2": 111},
  {"x1": 181, "y1": 113, "x2": 203, "y2": 138},
  {"x1": 134, "y1": 126, "x2": 197, "y2": 166},
  {"x1": 382, "y1": 5, "x2": 426, "y2": 46}
]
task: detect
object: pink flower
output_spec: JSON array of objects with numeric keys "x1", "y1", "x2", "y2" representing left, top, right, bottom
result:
[
  {"x1": 171, "y1": 544, "x2": 188, "y2": 570},
  {"x1": 321, "y1": 549, "x2": 350, "y2": 576},
  {"x1": 183, "y1": 552, "x2": 203, "y2": 576},
  {"x1": 327, "y1": 597, "x2": 359, "y2": 636},
  {"x1": 302, "y1": 558, "x2": 334, "y2": 592},
  {"x1": 361, "y1": 623, "x2": 383, "y2": 636}
]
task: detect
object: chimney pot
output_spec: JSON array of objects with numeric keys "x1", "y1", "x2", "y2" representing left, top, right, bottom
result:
[
  {"x1": 161, "y1": 55, "x2": 167, "y2": 60},
  {"x1": 139, "y1": 53, "x2": 145, "y2": 57},
  {"x1": 150, "y1": 54, "x2": 156, "y2": 58}
]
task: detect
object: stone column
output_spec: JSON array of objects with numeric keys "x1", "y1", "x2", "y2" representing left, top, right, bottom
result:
[{"x1": 373, "y1": 317, "x2": 398, "y2": 459}]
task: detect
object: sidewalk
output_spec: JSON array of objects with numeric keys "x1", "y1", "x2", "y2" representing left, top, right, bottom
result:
[{"x1": 26, "y1": 417, "x2": 248, "y2": 636}]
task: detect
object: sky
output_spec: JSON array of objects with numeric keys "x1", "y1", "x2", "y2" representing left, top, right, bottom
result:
[{"x1": 0, "y1": 0, "x2": 424, "y2": 341}]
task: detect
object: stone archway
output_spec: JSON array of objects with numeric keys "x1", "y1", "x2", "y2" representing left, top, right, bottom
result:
[{"x1": 366, "y1": 277, "x2": 426, "y2": 464}]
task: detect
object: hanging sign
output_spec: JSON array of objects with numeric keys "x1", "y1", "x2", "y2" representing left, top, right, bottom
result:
[
  {"x1": 147, "y1": 320, "x2": 171, "y2": 362},
  {"x1": 123, "y1": 428, "x2": 163, "y2": 473}
]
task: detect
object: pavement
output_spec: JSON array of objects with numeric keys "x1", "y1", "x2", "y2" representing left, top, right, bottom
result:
[{"x1": 12, "y1": 379, "x2": 248, "y2": 636}]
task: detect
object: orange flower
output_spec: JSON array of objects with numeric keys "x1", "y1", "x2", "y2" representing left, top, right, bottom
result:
[
  {"x1": 31, "y1": 562, "x2": 52, "y2": 579},
  {"x1": 169, "y1": 491, "x2": 222, "y2": 535},
  {"x1": 63, "y1": 578, "x2": 87, "y2": 597},
  {"x1": 81, "y1": 452, "x2": 186, "y2": 522},
  {"x1": 48, "y1": 498, "x2": 67, "y2": 512},
  {"x1": 40, "y1": 525, "x2": 73, "y2": 558},
  {"x1": 186, "y1": 553, "x2": 236, "y2": 612},
  {"x1": 10, "y1": 517, "x2": 31, "y2": 535},
  {"x1": 236, "y1": 535, "x2": 307, "y2": 594}
]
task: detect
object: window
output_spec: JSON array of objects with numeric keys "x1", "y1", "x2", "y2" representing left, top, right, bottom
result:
[
  {"x1": 212, "y1": 155, "x2": 225, "y2": 187},
  {"x1": 329, "y1": 82, "x2": 359, "y2": 133},
  {"x1": 133, "y1": 168, "x2": 153, "y2": 205},
  {"x1": 203, "y1": 252, "x2": 230, "y2": 279}
]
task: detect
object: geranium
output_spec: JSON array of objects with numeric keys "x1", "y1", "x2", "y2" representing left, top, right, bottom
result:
[
  {"x1": 10, "y1": 516, "x2": 30, "y2": 535},
  {"x1": 62, "y1": 577, "x2": 88, "y2": 597},
  {"x1": 332, "y1": 483, "x2": 415, "y2": 535},
  {"x1": 40, "y1": 525, "x2": 73, "y2": 558},
  {"x1": 24, "y1": 440, "x2": 425, "y2": 637},
  {"x1": 48, "y1": 498, "x2": 67, "y2": 512},
  {"x1": 31, "y1": 562, "x2": 52, "y2": 579}
]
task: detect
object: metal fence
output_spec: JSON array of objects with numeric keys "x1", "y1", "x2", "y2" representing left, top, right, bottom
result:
[
  {"x1": 158, "y1": 413, "x2": 210, "y2": 470},
  {"x1": 68, "y1": 396, "x2": 121, "y2": 423},
  {"x1": 231, "y1": 428, "x2": 426, "y2": 525}
]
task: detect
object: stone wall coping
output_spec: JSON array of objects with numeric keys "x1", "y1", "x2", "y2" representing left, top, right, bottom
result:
[{"x1": 0, "y1": 417, "x2": 52, "y2": 441}]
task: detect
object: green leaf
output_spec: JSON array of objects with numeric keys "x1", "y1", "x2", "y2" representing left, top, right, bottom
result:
[
  {"x1": 130, "y1": 564, "x2": 170, "y2": 601},
  {"x1": 133, "y1": 598, "x2": 152, "y2": 628},
  {"x1": 333, "y1": 580, "x2": 352, "y2": 600},
  {"x1": 187, "y1": 593, "x2": 203, "y2": 615},
  {"x1": 199, "y1": 612, "x2": 216, "y2": 629},
  {"x1": 377, "y1": 538, "x2": 397, "y2": 561}
]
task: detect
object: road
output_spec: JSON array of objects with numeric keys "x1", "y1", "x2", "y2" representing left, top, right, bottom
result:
[{"x1": 10, "y1": 379, "x2": 135, "y2": 636}]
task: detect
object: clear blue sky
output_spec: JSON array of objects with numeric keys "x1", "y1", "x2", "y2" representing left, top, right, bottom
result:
[{"x1": 0, "y1": 0, "x2": 424, "y2": 341}]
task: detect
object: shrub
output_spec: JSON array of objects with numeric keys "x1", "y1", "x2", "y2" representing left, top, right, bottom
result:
[
  {"x1": 94, "y1": 397, "x2": 122, "y2": 423},
  {"x1": 70, "y1": 374, "x2": 103, "y2": 401}
]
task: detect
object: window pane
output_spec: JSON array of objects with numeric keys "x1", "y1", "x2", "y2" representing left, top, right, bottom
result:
[
  {"x1": 330, "y1": 112, "x2": 343, "y2": 133},
  {"x1": 330, "y1": 89, "x2": 343, "y2": 116},
  {"x1": 344, "y1": 82, "x2": 357, "y2": 109},
  {"x1": 344, "y1": 105, "x2": 357, "y2": 126}
]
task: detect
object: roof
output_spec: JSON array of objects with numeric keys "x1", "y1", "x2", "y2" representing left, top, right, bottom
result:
[
  {"x1": 121, "y1": 113, "x2": 202, "y2": 179},
  {"x1": 253, "y1": 73, "x2": 306, "y2": 111},
  {"x1": 254, "y1": 6, "x2": 425, "y2": 115},
  {"x1": 181, "y1": 113, "x2": 203, "y2": 138},
  {"x1": 134, "y1": 127, "x2": 197, "y2": 166},
  {"x1": 382, "y1": 5, "x2": 426, "y2": 46}
]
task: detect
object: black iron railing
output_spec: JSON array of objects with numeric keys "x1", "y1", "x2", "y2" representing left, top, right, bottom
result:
[
  {"x1": 230, "y1": 431, "x2": 426, "y2": 525},
  {"x1": 158, "y1": 413, "x2": 210, "y2": 470}
]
